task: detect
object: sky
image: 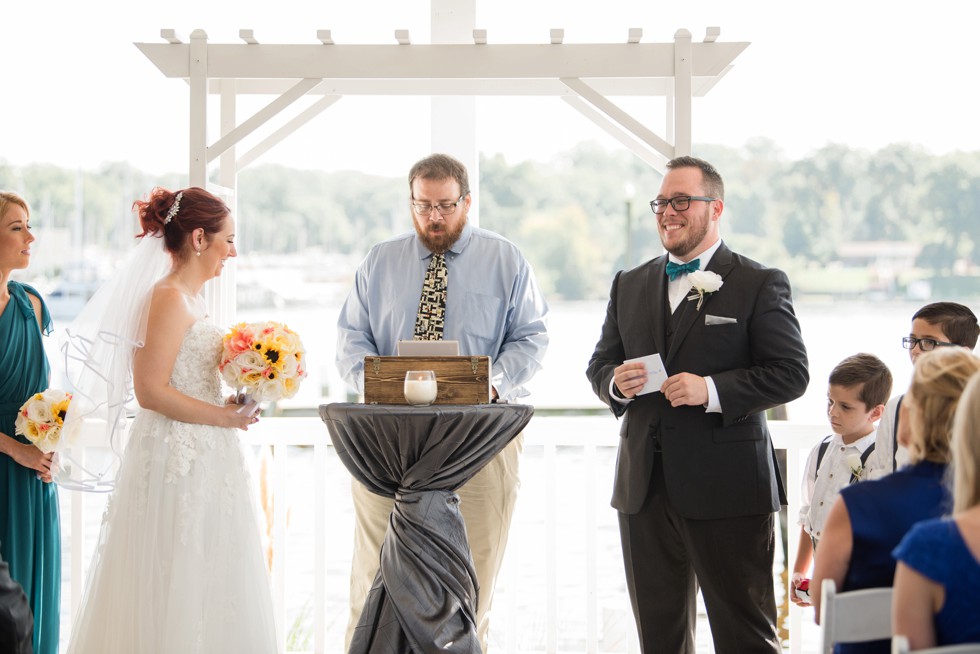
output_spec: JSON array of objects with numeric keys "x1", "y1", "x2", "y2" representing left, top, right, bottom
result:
[{"x1": 3, "y1": 1, "x2": 980, "y2": 178}]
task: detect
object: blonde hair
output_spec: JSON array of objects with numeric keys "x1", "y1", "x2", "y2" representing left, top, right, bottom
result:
[
  {"x1": 952, "y1": 372, "x2": 980, "y2": 512},
  {"x1": 906, "y1": 349, "x2": 980, "y2": 464},
  {"x1": 0, "y1": 191, "x2": 30, "y2": 222}
]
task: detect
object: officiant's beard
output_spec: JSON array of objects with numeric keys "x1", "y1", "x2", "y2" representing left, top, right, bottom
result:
[{"x1": 414, "y1": 211, "x2": 468, "y2": 255}]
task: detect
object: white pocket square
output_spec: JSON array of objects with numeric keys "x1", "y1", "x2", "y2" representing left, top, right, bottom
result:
[{"x1": 705, "y1": 314, "x2": 737, "y2": 326}]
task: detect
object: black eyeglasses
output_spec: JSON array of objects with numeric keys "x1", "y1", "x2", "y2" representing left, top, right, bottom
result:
[
  {"x1": 902, "y1": 336, "x2": 958, "y2": 352},
  {"x1": 649, "y1": 196, "x2": 717, "y2": 214},
  {"x1": 411, "y1": 195, "x2": 464, "y2": 216}
]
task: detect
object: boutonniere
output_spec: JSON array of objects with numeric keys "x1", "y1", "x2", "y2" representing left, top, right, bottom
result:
[
  {"x1": 686, "y1": 270, "x2": 723, "y2": 310},
  {"x1": 846, "y1": 453, "x2": 865, "y2": 480}
]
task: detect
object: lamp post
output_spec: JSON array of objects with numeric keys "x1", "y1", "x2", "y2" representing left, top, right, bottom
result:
[{"x1": 624, "y1": 182, "x2": 635, "y2": 270}]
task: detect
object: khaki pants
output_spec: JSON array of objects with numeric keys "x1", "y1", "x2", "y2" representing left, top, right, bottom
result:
[{"x1": 345, "y1": 433, "x2": 523, "y2": 653}]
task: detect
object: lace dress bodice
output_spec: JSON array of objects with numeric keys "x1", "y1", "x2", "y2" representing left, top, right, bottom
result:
[{"x1": 170, "y1": 321, "x2": 224, "y2": 404}]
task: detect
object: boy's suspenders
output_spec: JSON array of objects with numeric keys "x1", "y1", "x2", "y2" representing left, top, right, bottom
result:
[
  {"x1": 892, "y1": 395, "x2": 904, "y2": 473},
  {"x1": 815, "y1": 436, "x2": 877, "y2": 484},
  {"x1": 810, "y1": 435, "x2": 876, "y2": 550}
]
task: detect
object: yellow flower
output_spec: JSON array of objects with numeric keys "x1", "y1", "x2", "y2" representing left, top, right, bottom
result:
[{"x1": 50, "y1": 396, "x2": 71, "y2": 426}]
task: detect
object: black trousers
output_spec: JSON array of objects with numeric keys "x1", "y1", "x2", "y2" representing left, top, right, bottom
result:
[
  {"x1": 0, "y1": 551, "x2": 33, "y2": 654},
  {"x1": 618, "y1": 455, "x2": 780, "y2": 654}
]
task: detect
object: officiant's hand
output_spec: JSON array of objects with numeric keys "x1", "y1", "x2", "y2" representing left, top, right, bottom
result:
[
  {"x1": 613, "y1": 362, "x2": 648, "y2": 399},
  {"x1": 661, "y1": 373, "x2": 708, "y2": 407}
]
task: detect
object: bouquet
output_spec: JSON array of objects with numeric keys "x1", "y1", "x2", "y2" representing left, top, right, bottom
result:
[
  {"x1": 220, "y1": 321, "x2": 307, "y2": 405},
  {"x1": 14, "y1": 389, "x2": 73, "y2": 454}
]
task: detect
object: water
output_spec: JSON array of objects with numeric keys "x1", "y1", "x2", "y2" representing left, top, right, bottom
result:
[{"x1": 233, "y1": 297, "x2": 925, "y2": 425}]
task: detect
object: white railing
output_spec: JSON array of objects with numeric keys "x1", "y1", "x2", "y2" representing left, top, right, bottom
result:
[{"x1": 61, "y1": 414, "x2": 826, "y2": 653}]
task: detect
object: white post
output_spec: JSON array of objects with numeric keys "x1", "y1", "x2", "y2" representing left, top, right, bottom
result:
[
  {"x1": 204, "y1": 79, "x2": 238, "y2": 329},
  {"x1": 188, "y1": 29, "x2": 209, "y2": 187},
  {"x1": 430, "y1": 0, "x2": 479, "y2": 224},
  {"x1": 672, "y1": 29, "x2": 693, "y2": 157}
]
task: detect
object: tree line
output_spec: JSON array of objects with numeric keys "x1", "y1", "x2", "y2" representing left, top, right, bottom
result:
[{"x1": 2, "y1": 139, "x2": 978, "y2": 301}]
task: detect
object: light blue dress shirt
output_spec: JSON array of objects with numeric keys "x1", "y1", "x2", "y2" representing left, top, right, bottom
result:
[{"x1": 336, "y1": 224, "x2": 549, "y2": 401}]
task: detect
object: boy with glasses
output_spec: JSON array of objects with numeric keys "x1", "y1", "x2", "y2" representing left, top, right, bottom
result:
[{"x1": 867, "y1": 302, "x2": 979, "y2": 478}]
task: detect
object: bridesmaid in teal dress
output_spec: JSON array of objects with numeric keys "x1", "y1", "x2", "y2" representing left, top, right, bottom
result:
[{"x1": 0, "y1": 191, "x2": 60, "y2": 654}]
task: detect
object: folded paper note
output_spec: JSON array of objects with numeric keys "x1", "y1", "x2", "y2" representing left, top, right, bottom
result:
[{"x1": 623, "y1": 352, "x2": 668, "y2": 396}]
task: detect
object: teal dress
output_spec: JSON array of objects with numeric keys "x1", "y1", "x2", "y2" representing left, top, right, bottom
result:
[{"x1": 0, "y1": 281, "x2": 60, "y2": 654}]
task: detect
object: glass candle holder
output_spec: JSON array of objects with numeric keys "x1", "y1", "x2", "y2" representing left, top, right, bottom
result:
[{"x1": 404, "y1": 370, "x2": 437, "y2": 406}]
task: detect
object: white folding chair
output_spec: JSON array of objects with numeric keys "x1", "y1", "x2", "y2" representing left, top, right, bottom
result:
[
  {"x1": 893, "y1": 635, "x2": 980, "y2": 654},
  {"x1": 819, "y1": 578, "x2": 893, "y2": 654}
]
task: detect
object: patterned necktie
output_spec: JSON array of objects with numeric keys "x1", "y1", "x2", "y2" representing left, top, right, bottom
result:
[
  {"x1": 414, "y1": 253, "x2": 448, "y2": 340},
  {"x1": 665, "y1": 258, "x2": 700, "y2": 281}
]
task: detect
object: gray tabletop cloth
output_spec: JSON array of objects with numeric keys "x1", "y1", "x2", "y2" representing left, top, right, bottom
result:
[{"x1": 320, "y1": 403, "x2": 534, "y2": 654}]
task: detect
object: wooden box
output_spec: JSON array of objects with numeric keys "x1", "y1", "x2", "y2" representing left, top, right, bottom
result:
[{"x1": 363, "y1": 356, "x2": 492, "y2": 405}]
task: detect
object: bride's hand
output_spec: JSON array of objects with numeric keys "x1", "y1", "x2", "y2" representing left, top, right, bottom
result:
[{"x1": 220, "y1": 403, "x2": 259, "y2": 431}]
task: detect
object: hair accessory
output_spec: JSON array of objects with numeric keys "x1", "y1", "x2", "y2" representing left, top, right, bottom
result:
[{"x1": 163, "y1": 191, "x2": 183, "y2": 225}]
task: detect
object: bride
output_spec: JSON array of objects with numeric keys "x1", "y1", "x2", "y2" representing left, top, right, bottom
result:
[{"x1": 65, "y1": 187, "x2": 278, "y2": 653}]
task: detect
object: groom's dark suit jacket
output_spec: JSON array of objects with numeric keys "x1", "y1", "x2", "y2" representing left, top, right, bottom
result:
[{"x1": 587, "y1": 243, "x2": 809, "y2": 519}]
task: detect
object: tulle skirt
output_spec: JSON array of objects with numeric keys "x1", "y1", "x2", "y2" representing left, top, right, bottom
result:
[{"x1": 67, "y1": 410, "x2": 278, "y2": 654}]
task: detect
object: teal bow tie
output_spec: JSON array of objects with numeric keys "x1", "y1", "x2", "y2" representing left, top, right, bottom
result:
[{"x1": 666, "y1": 259, "x2": 700, "y2": 281}]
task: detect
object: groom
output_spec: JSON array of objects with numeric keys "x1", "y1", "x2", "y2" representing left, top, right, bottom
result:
[{"x1": 586, "y1": 156, "x2": 809, "y2": 653}]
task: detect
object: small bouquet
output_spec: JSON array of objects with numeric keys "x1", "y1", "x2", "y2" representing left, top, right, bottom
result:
[
  {"x1": 14, "y1": 389, "x2": 73, "y2": 454},
  {"x1": 220, "y1": 321, "x2": 307, "y2": 411}
]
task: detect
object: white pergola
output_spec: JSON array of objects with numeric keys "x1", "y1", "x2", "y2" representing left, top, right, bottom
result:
[{"x1": 135, "y1": 12, "x2": 747, "y2": 323}]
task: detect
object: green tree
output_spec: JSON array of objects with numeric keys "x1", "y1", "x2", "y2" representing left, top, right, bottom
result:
[{"x1": 516, "y1": 205, "x2": 609, "y2": 300}]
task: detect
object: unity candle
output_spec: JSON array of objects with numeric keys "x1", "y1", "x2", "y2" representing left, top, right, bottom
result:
[{"x1": 404, "y1": 371, "x2": 437, "y2": 405}]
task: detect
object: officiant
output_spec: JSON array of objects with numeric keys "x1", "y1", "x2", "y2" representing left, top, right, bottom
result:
[
  {"x1": 586, "y1": 156, "x2": 809, "y2": 654},
  {"x1": 335, "y1": 153, "x2": 549, "y2": 652}
]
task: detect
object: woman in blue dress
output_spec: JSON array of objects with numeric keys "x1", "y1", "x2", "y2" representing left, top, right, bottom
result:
[
  {"x1": 812, "y1": 347, "x2": 980, "y2": 654},
  {"x1": 893, "y1": 367, "x2": 980, "y2": 648},
  {"x1": 0, "y1": 191, "x2": 60, "y2": 654}
]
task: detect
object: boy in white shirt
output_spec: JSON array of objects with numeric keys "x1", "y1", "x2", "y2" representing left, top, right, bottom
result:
[
  {"x1": 790, "y1": 353, "x2": 892, "y2": 606},
  {"x1": 866, "y1": 302, "x2": 979, "y2": 479}
]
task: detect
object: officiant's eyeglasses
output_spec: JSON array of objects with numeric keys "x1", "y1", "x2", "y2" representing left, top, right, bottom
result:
[
  {"x1": 902, "y1": 336, "x2": 957, "y2": 352},
  {"x1": 412, "y1": 195, "x2": 464, "y2": 216},
  {"x1": 650, "y1": 196, "x2": 717, "y2": 214}
]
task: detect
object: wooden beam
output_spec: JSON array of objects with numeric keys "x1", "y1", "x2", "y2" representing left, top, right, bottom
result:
[
  {"x1": 160, "y1": 29, "x2": 182, "y2": 44},
  {"x1": 188, "y1": 29, "x2": 208, "y2": 187},
  {"x1": 237, "y1": 95, "x2": 341, "y2": 170},
  {"x1": 202, "y1": 77, "x2": 721, "y2": 97},
  {"x1": 206, "y1": 77, "x2": 324, "y2": 163},
  {"x1": 561, "y1": 96, "x2": 667, "y2": 171},
  {"x1": 560, "y1": 77, "x2": 674, "y2": 158},
  {"x1": 134, "y1": 42, "x2": 749, "y2": 80}
]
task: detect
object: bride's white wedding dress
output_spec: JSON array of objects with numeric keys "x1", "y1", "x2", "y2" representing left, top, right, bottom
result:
[{"x1": 67, "y1": 320, "x2": 278, "y2": 654}]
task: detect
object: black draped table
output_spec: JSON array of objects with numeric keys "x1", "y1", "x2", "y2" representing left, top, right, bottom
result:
[{"x1": 319, "y1": 403, "x2": 534, "y2": 654}]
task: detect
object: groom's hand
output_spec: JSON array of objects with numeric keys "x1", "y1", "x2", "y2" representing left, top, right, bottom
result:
[
  {"x1": 613, "y1": 362, "x2": 648, "y2": 399},
  {"x1": 661, "y1": 373, "x2": 708, "y2": 408}
]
